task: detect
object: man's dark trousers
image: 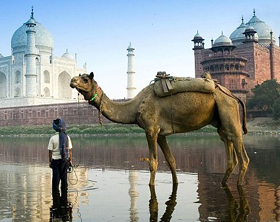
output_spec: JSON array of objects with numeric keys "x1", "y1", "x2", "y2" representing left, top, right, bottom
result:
[{"x1": 51, "y1": 159, "x2": 68, "y2": 206}]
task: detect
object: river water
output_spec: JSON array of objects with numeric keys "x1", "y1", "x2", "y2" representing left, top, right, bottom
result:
[{"x1": 0, "y1": 133, "x2": 280, "y2": 221}]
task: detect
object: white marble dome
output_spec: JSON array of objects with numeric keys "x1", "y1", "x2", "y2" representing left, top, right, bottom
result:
[
  {"x1": 61, "y1": 49, "x2": 75, "y2": 60},
  {"x1": 11, "y1": 16, "x2": 53, "y2": 53}
]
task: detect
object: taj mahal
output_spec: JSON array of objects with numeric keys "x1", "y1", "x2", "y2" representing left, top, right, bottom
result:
[
  {"x1": 0, "y1": 8, "x2": 89, "y2": 108},
  {"x1": 0, "y1": 8, "x2": 136, "y2": 108}
]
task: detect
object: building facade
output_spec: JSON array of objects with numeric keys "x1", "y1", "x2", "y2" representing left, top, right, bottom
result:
[
  {"x1": 0, "y1": 8, "x2": 86, "y2": 108},
  {"x1": 192, "y1": 11, "x2": 280, "y2": 102}
]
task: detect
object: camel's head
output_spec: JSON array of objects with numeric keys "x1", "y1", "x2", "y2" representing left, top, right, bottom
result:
[{"x1": 70, "y1": 72, "x2": 97, "y2": 100}]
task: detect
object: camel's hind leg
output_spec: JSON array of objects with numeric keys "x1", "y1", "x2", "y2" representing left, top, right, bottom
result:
[
  {"x1": 219, "y1": 129, "x2": 249, "y2": 186},
  {"x1": 232, "y1": 137, "x2": 249, "y2": 185},
  {"x1": 219, "y1": 130, "x2": 238, "y2": 186},
  {"x1": 157, "y1": 135, "x2": 178, "y2": 184}
]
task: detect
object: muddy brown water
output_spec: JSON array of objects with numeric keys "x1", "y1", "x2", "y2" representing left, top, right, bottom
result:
[{"x1": 0, "y1": 133, "x2": 280, "y2": 221}]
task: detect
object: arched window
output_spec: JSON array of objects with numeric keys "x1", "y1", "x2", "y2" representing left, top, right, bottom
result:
[
  {"x1": 14, "y1": 87, "x2": 20, "y2": 97},
  {"x1": 0, "y1": 72, "x2": 7, "y2": 98},
  {"x1": 15, "y1": 70, "x2": 21, "y2": 84},
  {"x1": 44, "y1": 87, "x2": 50, "y2": 97},
  {"x1": 44, "y1": 70, "x2": 50, "y2": 83}
]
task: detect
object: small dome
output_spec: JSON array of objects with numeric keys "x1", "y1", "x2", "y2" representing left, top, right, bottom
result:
[
  {"x1": 245, "y1": 26, "x2": 255, "y2": 32},
  {"x1": 213, "y1": 33, "x2": 233, "y2": 47},
  {"x1": 61, "y1": 49, "x2": 74, "y2": 60},
  {"x1": 11, "y1": 13, "x2": 53, "y2": 53},
  {"x1": 192, "y1": 31, "x2": 204, "y2": 40}
]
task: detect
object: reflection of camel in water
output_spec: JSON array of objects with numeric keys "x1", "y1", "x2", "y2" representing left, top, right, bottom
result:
[
  {"x1": 149, "y1": 184, "x2": 178, "y2": 221},
  {"x1": 70, "y1": 72, "x2": 249, "y2": 186},
  {"x1": 224, "y1": 185, "x2": 250, "y2": 221}
]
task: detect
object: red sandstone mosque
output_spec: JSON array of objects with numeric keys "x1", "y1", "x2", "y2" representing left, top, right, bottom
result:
[{"x1": 192, "y1": 10, "x2": 280, "y2": 102}]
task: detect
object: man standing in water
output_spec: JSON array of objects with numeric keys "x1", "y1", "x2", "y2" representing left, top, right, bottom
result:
[{"x1": 48, "y1": 118, "x2": 73, "y2": 207}]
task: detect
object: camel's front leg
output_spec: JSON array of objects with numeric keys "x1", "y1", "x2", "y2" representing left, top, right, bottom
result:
[
  {"x1": 145, "y1": 127, "x2": 160, "y2": 186},
  {"x1": 158, "y1": 135, "x2": 178, "y2": 184}
]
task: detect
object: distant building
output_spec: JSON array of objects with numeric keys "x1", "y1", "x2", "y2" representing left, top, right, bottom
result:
[
  {"x1": 0, "y1": 8, "x2": 86, "y2": 108},
  {"x1": 192, "y1": 10, "x2": 280, "y2": 102}
]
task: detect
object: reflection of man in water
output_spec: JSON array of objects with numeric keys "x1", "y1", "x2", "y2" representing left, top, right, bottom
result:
[{"x1": 48, "y1": 118, "x2": 73, "y2": 207}]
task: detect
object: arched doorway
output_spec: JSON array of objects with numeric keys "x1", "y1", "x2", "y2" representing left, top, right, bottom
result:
[{"x1": 58, "y1": 71, "x2": 71, "y2": 99}]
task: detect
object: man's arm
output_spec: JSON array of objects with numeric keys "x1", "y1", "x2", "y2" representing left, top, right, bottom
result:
[
  {"x1": 49, "y1": 150, "x2": 53, "y2": 168},
  {"x1": 69, "y1": 149, "x2": 72, "y2": 166}
]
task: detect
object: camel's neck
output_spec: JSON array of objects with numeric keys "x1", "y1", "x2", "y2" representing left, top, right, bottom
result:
[{"x1": 89, "y1": 86, "x2": 149, "y2": 124}]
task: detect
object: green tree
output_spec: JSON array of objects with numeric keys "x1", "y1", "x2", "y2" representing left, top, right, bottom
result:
[
  {"x1": 247, "y1": 79, "x2": 280, "y2": 112},
  {"x1": 273, "y1": 97, "x2": 280, "y2": 120}
]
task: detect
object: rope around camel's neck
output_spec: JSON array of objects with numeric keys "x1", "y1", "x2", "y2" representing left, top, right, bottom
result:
[{"x1": 88, "y1": 85, "x2": 104, "y2": 125}]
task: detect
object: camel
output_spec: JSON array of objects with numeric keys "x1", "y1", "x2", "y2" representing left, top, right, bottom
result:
[{"x1": 70, "y1": 72, "x2": 249, "y2": 186}]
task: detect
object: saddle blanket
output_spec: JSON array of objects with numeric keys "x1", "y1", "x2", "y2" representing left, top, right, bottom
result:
[{"x1": 153, "y1": 76, "x2": 216, "y2": 97}]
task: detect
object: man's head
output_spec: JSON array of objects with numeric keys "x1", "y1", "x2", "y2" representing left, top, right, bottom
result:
[{"x1": 53, "y1": 118, "x2": 66, "y2": 132}]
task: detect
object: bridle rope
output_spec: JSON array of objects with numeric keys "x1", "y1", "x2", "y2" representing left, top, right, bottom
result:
[{"x1": 88, "y1": 85, "x2": 104, "y2": 126}]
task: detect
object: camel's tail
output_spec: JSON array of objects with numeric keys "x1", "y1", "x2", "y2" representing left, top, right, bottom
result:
[
  {"x1": 216, "y1": 84, "x2": 248, "y2": 134},
  {"x1": 237, "y1": 97, "x2": 248, "y2": 134}
]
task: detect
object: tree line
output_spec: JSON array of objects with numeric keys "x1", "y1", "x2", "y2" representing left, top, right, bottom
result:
[{"x1": 247, "y1": 79, "x2": 280, "y2": 119}]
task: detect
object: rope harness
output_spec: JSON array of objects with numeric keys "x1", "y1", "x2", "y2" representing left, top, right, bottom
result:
[{"x1": 88, "y1": 86, "x2": 104, "y2": 126}]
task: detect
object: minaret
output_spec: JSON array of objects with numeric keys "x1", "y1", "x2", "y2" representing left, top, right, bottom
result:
[
  {"x1": 25, "y1": 7, "x2": 38, "y2": 97},
  {"x1": 126, "y1": 43, "x2": 136, "y2": 99},
  {"x1": 192, "y1": 31, "x2": 205, "y2": 78},
  {"x1": 270, "y1": 31, "x2": 275, "y2": 79}
]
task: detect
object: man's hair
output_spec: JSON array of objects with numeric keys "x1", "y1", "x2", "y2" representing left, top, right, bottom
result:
[{"x1": 53, "y1": 118, "x2": 60, "y2": 125}]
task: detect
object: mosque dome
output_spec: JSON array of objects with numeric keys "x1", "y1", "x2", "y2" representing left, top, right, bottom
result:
[
  {"x1": 61, "y1": 49, "x2": 75, "y2": 60},
  {"x1": 11, "y1": 11, "x2": 53, "y2": 53},
  {"x1": 213, "y1": 33, "x2": 233, "y2": 47},
  {"x1": 246, "y1": 13, "x2": 275, "y2": 43},
  {"x1": 229, "y1": 19, "x2": 246, "y2": 45},
  {"x1": 230, "y1": 11, "x2": 275, "y2": 45}
]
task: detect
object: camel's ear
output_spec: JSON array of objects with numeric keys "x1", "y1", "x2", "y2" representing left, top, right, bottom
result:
[{"x1": 89, "y1": 72, "x2": 94, "y2": 79}]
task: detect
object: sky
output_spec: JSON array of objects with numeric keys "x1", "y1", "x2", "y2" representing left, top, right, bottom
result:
[{"x1": 0, "y1": 0, "x2": 280, "y2": 99}]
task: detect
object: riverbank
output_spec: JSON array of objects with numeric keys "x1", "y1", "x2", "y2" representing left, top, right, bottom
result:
[
  {"x1": 0, "y1": 117, "x2": 279, "y2": 136},
  {"x1": 247, "y1": 117, "x2": 280, "y2": 134}
]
